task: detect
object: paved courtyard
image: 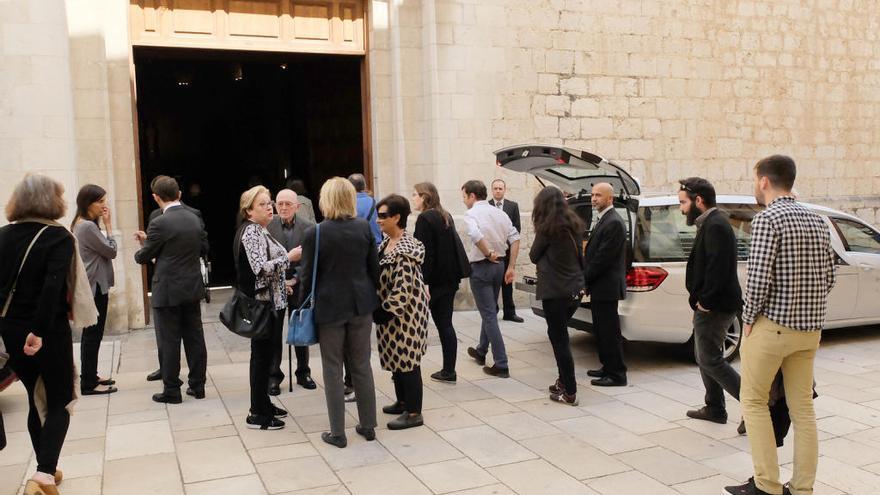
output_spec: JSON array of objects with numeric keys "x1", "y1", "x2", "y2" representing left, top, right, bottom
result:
[{"x1": 2, "y1": 305, "x2": 880, "y2": 495}]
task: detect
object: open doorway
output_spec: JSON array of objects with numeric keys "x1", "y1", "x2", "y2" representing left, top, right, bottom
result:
[{"x1": 134, "y1": 47, "x2": 367, "y2": 286}]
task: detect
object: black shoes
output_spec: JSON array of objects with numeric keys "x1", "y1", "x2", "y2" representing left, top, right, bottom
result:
[
  {"x1": 146, "y1": 369, "x2": 162, "y2": 382},
  {"x1": 502, "y1": 314, "x2": 524, "y2": 323},
  {"x1": 97, "y1": 377, "x2": 116, "y2": 386},
  {"x1": 549, "y1": 379, "x2": 563, "y2": 395},
  {"x1": 586, "y1": 369, "x2": 606, "y2": 378},
  {"x1": 483, "y1": 365, "x2": 510, "y2": 378},
  {"x1": 297, "y1": 375, "x2": 317, "y2": 390},
  {"x1": 246, "y1": 415, "x2": 285, "y2": 430},
  {"x1": 355, "y1": 425, "x2": 376, "y2": 441},
  {"x1": 686, "y1": 406, "x2": 728, "y2": 424},
  {"x1": 467, "y1": 347, "x2": 486, "y2": 366},
  {"x1": 723, "y1": 478, "x2": 776, "y2": 495},
  {"x1": 738, "y1": 419, "x2": 747, "y2": 435},
  {"x1": 430, "y1": 370, "x2": 457, "y2": 383},
  {"x1": 344, "y1": 386, "x2": 357, "y2": 402},
  {"x1": 387, "y1": 413, "x2": 424, "y2": 430},
  {"x1": 270, "y1": 404, "x2": 288, "y2": 418},
  {"x1": 268, "y1": 382, "x2": 281, "y2": 396},
  {"x1": 382, "y1": 401, "x2": 406, "y2": 415},
  {"x1": 152, "y1": 392, "x2": 182, "y2": 404},
  {"x1": 590, "y1": 376, "x2": 627, "y2": 387},
  {"x1": 82, "y1": 385, "x2": 117, "y2": 395},
  {"x1": 186, "y1": 387, "x2": 205, "y2": 399},
  {"x1": 321, "y1": 432, "x2": 347, "y2": 448}
]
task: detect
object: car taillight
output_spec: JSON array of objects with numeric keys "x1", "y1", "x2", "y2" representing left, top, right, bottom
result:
[{"x1": 626, "y1": 266, "x2": 668, "y2": 292}]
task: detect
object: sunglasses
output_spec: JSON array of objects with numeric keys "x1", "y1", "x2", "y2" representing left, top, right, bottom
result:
[
  {"x1": 679, "y1": 184, "x2": 693, "y2": 192},
  {"x1": 377, "y1": 212, "x2": 392, "y2": 219}
]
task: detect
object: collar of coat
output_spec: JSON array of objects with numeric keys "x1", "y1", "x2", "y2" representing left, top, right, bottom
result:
[{"x1": 379, "y1": 231, "x2": 425, "y2": 266}]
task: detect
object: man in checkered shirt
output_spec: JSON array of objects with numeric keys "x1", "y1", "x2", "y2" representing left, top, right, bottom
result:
[{"x1": 724, "y1": 156, "x2": 835, "y2": 495}]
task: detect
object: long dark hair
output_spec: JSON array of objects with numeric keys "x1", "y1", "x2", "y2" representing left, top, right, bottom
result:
[
  {"x1": 414, "y1": 182, "x2": 451, "y2": 228},
  {"x1": 71, "y1": 184, "x2": 107, "y2": 229},
  {"x1": 532, "y1": 186, "x2": 583, "y2": 239}
]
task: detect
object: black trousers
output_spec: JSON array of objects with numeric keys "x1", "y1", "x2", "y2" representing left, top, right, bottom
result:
[
  {"x1": 80, "y1": 289, "x2": 109, "y2": 391},
  {"x1": 392, "y1": 366, "x2": 423, "y2": 414},
  {"x1": 250, "y1": 310, "x2": 283, "y2": 417},
  {"x1": 153, "y1": 302, "x2": 207, "y2": 394},
  {"x1": 429, "y1": 283, "x2": 459, "y2": 373},
  {"x1": 269, "y1": 297, "x2": 310, "y2": 386},
  {"x1": 590, "y1": 300, "x2": 627, "y2": 381},
  {"x1": 500, "y1": 252, "x2": 516, "y2": 317},
  {"x1": 543, "y1": 297, "x2": 579, "y2": 395},
  {"x1": 1, "y1": 321, "x2": 73, "y2": 474}
]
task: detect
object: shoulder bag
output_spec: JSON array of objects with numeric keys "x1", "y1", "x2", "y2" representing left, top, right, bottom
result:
[
  {"x1": 288, "y1": 224, "x2": 319, "y2": 346},
  {"x1": 219, "y1": 225, "x2": 274, "y2": 340},
  {"x1": 1, "y1": 225, "x2": 50, "y2": 318}
]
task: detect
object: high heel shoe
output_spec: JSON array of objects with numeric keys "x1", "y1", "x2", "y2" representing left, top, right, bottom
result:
[{"x1": 24, "y1": 480, "x2": 60, "y2": 495}]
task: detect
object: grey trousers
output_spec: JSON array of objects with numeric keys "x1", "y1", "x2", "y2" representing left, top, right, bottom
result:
[
  {"x1": 318, "y1": 313, "x2": 377, "y2": 436},
  {"x1": 469, "y1": 261, "x2": 508, "y2": 369},
  {"x1": 693, "y1": 310, "x2": 741, "y2": 412}
]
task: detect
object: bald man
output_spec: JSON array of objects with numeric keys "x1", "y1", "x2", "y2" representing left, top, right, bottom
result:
[
  {"x1": 267, "y1": 189, "x2": 316, "y2": 393},
  {"x1": 583, "y1": 182, "x2": 628, "y2": 387}
]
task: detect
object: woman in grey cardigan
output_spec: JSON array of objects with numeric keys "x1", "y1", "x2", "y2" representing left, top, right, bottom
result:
[{"x1": 72, "y1": 184, "x2": 118, "y2": 395}]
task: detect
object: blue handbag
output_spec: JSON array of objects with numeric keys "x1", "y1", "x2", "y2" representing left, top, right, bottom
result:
[{"x1": 288, "y1": 224, "x2": 319, "y2": 346}]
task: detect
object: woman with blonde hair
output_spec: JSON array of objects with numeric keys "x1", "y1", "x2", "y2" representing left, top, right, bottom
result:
[
  {"x1": 234, "y1": 185, "x2": 299, "y2": 430},
  {"x1": 0, "y1": 175, "x2": 84, "y2": 494},
  {"x1": 299, "y1": 177, "x2": 380, "y2": 448}
]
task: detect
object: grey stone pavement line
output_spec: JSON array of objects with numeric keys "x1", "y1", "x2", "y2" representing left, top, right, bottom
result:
[{"x1": 2, "y1": 306, "x2": 880, "y2": 495}]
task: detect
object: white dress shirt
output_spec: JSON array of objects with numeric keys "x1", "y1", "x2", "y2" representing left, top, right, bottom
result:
[
  {"x1": 162, "y1": 200, "x2": 182, "y2": 213},
  {"x1": 463, "y1": 200, "x2": 521, "y2": 263}
]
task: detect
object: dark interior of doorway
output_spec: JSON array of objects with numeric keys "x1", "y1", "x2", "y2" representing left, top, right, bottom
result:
[{"x1": 134, "y1": 47, "x2": 365, "y2": 286}]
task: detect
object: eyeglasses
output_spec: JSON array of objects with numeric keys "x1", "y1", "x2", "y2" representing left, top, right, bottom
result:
[
  {"x1": 257, "y1": 201, "x2": 275, "y2": 209},
  {"x1": 376, "y1": 212, "x2": 392, "y2": 219}
]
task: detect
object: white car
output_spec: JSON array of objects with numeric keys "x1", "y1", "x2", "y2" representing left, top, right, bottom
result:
[{"x1": 496, "y1": 144, "x2": 880, "y2": 359}]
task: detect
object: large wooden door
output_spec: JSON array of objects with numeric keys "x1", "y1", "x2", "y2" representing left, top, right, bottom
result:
[{"x1": 130, "y1": 0, "x2": 365, "y2": 55}]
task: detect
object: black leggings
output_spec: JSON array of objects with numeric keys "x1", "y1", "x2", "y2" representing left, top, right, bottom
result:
[
  {"x1": 1, "y1": 322, "x2": 74, "y2": 474},
  {"x1": 392, "y1": 366, "x2": 423, "y2": 414},
  {"x1": 543, "y1": 297, "x2": 579, "y2": 395},
  {"x1": 250, "y1": 310, "x2": 283, "y2": 417},
  {"x1": 429, "y1": 284, "x2": 458, "y2": 373},
  {"x1": 80, "y1": 289, "x2": 109, "y2": 391}
]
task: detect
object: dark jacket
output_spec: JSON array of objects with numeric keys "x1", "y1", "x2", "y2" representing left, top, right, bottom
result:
[
  {"x1": 299, "y1": 217, "x2": 380, "y2": 325},
  {"x1": 583, "y1": 208, "x2": 627, "y2": 301},
  {"x1": 267, "y1": 214, "x2": 314, "y2": 280},
  {"x1": 489, "y1": 198, "x2": 521, "y2": 233},
  {"x1": 0, "y1": 223, "x2": 74, "y2": 337},
  {"x1": 413, "y1": 209, "x2": 470, "y2": 286},
  {"x1": 135, "y1": 205, "x2": 207, "y2": 308},
  {"x1": 148, "y1": 202, "x2": 209, "y2": 256},
  {"x1": 685, "y1": 209, "x2": 743, "y2": 313},
  {"x1": 530, "y1": 230, "x2": 585, "y2": 301}
]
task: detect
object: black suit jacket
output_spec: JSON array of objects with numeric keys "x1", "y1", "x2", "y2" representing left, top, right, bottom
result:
[
  {"x1": 135, "y1": 205, "x2": 207, "y2": 308},
  {"x1": 413, "y1": 209, "x2": 470, "y2": 286},
  {"x1": 583, "y1": 208, "x2": 627, "y2": 301},
  {"x1": 148, "y1": 202, "x2": 209, "y2": 256},
  {"x1": 686, "y1": 209, "x2": 743, "y2": 313},
  {"x1": 489, "y1": 198, "x2": 521, "y2": 233},
  {"x1": 0, "y1": 223, "x2": 74, "y2": 337},
  {"x1": 299, "y1": 217, "x2": 380, "y2": 325}
]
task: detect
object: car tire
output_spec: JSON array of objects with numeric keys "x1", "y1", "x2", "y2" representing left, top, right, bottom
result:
[{"x1": 683, "y1": 314, "x2": 743, "y2": 363}]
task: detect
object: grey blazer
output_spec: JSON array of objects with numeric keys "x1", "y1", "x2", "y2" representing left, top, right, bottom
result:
[
  {"x1": 266, "y1": 214, "x2": 315, "y2": 280},
  {"x1": 135, "y1": 205, "x2": 207, "y2": 308},
  {"x1": 73, "y1": 220, "x2": 117, "y2": 295}
]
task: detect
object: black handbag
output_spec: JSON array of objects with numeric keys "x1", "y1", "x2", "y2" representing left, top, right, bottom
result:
[{"x1": 219, "y1": 224, "x2": 274, "y2": 340}]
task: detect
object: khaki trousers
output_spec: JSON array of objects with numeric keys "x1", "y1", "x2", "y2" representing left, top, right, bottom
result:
[{"x1": 741, "y1": 316, "x2": 821, "y2": 495}]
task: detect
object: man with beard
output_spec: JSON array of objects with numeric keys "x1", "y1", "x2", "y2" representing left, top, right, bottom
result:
[{"x1": 678, "y1": 177, "x2": 742, "y2": 427}]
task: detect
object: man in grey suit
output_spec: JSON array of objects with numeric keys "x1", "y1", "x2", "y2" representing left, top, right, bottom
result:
[
  {"x1": 488, "y1": 179, "x2": 523, "y2": 323},
  {"x1": 135, "y1": 176, "x2": 209, "y2": 404},
  {"x1": 266, "y1": 189, "x2": 316, "y2": 394}
]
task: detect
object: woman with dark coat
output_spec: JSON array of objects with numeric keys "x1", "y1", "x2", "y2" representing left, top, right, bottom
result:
[
  {"x1": 411, "y1": 182, "x2": 469, "y2": 383},
  {"x1": 529, "y1": 186, "x2": 585, "y2": 406},
  {"x1": 374, "y1": 194, "x2": 430, "y2": 430},
  {"x1": 0, "y1": 175, "x2": 78, "y2": 495},
  {"x1": 71, "y1": 184, "x2": 118, "y2": 395}
]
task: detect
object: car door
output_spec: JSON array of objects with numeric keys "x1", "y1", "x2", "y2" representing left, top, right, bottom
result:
[
  {"x1": 821, "y1": 216, "x2": 859, "y2": 324},
  {"x1": 829, "y1": 217, "x2": 880, "y2": 320}
]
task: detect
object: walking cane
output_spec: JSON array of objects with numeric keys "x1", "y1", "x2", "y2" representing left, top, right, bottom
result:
[{"x1": 288, "y1": 344, "x2": 293, "y2": 393}]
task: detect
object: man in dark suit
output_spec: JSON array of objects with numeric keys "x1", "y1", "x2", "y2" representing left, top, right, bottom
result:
[
  {"x1": 583, "y1": 182, "x2": 628, "y2": 387},
  {"x1": 144, "y1": 182, "x2": 209, "y2": 383},
  {"x1": 679, "y1": 177, "x2": 742, "y2": 425},
  {"x1": 266, "y1": 189, "x2": 316, "y2": 394},
  {"x1": 135, "y1": 175, "x2": 208, "y2": 404},
  {"x1": 488, "y1": 179, "x2": 523, "y2": 323}
]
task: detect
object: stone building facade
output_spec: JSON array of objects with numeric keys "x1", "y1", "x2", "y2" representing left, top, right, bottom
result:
[{"x1": 2, "y1": 0, "x2": 879, "y2": 331}]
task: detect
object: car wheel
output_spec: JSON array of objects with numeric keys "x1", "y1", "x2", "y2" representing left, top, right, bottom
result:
[{"x1": 722, "y1": 315, "x2": 743, "y2": 362}]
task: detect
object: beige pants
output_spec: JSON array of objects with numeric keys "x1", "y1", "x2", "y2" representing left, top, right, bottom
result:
[{"x1": 741, "y1": 316, "x2": 821, "y2": 495}]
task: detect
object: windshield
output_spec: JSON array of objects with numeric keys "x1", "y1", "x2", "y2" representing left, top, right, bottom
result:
[{"x1": 632, "y1": 204, "x2": 762, "y2": 262}]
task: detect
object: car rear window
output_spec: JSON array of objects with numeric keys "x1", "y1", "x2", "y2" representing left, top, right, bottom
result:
[{"x1": 632, "y1": 204, "x2": 761, "y2": 262}]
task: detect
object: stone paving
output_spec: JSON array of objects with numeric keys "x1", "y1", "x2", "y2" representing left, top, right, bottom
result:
[{"x1": 3, "y1": 305, "x2": 880, "y2": 495}]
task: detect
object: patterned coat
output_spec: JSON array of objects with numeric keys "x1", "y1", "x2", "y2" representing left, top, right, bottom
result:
[{"x1": 376, "y1": 232, "x2": 430, "y2": 372}]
